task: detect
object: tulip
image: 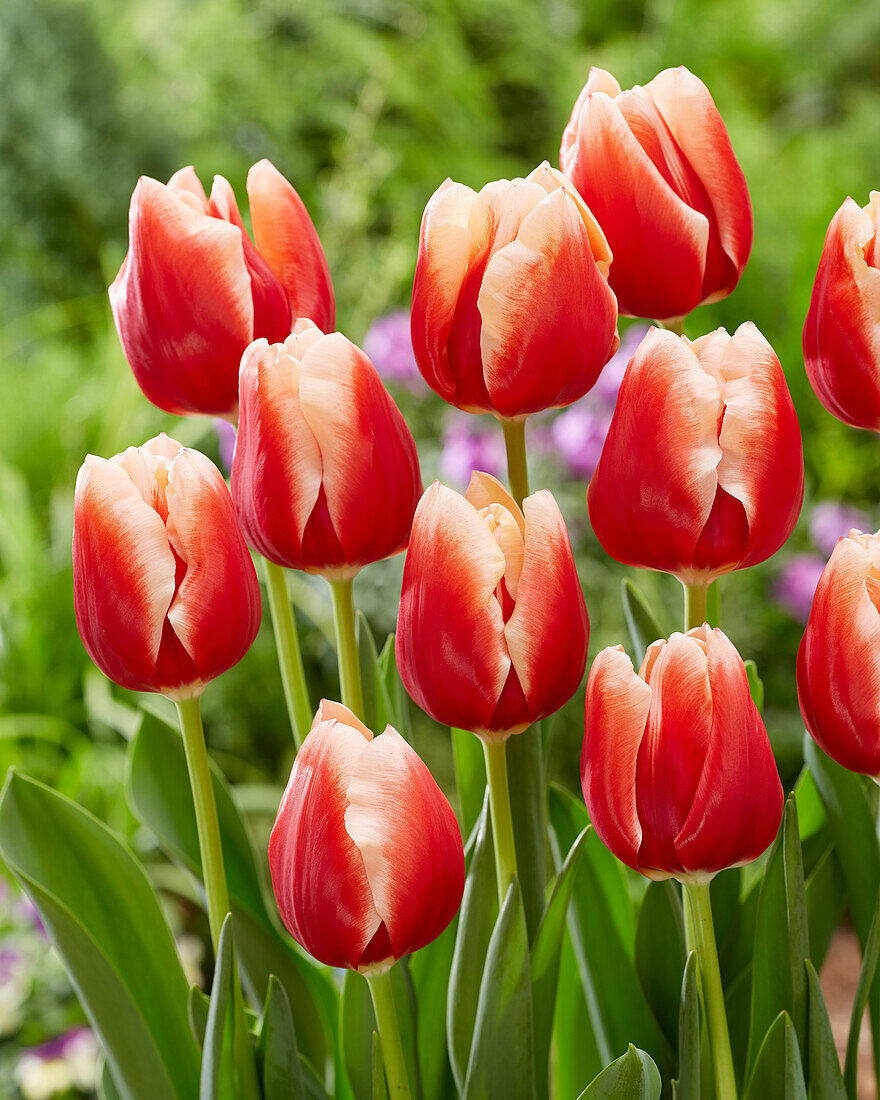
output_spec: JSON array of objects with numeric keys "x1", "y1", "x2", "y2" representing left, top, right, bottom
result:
[
  {"x1": 803, "y1": 192, "x2": 880, "y2": 431},
  {"x1": 410, "y1": 162, "x2": 619, "y2": 419},
  {"x1": 110, "y1": 162, "x2": 334, "y2": 417},
  {"x1": 797, "y1": 529, "x2": 880, "y2": 777},
  {"x1": 560, "y1": 66, "x2": 752, "y2": 322},
  {"x1": 73, "y1": 434, "x2": 261, "y2": 698},
  {"x1": 396, "y1": 471, "x2": 588, "y2": 739},
  {"x1": 231, "y1": 320, "x2": 422, "y2": 578},
  {"x1": 588, "y1": 324, "x2": 803, "y2": 584},
  {"x1": 582, "y1": 626, "x2": 782, "y2": 880},
  {"x1": 268, "y1": 700, "x2": 465, "y2": 971}
]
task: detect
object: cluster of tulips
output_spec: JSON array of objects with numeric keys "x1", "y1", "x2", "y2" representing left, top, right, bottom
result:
[{"x1": 55, "y1": 59, "x2": 880, "y2": 1100}]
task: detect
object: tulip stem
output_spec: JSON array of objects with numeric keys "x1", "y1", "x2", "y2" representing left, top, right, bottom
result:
[
  {"x1": 683, "y1": 581, "x2": 709, "y2": 632},
  {"x1": 175, "y1": 696, "x2": 230, "y2": 951},
  {"x1": 685, "y1": 881, "x2": 738, "y2": 1100},
  {"x1": 263, "y1": 558, "x2": 312, "y2": 749},
  {"x1": 365, "y1": 968, "x2": 412, "y2": 1099},
  {"x1": 501, "y1": 418, "x2": 530, "y2": 507},
  {"x1": 329, "y1": 576, "x2": 365, "y2": 720},
  {"x1": 482, "y1": 738, "x2": 519, "y2": 905}
]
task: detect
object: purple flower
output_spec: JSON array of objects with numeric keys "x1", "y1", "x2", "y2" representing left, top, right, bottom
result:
[
  {"x1": 213, "y1": 418, "x2": 237, "y2": 475},
  {"x1": 362, "y1": 311, "x2": 421, "y2": 387},
  {"x1": 439, "y1": 415, "x2": 506, "y2": 487},
  {"x1": 551, "y1": 405, "x2": 611, "y2": 479},
  {"x1": 593, "y1": 323, "x2": 649, "y2": 407},
  {"x1": 809, "y1": 501, "x2": 871, "y2": 558},
  {"x1": 773, "y1": 554, "x2": 826, "y2": 622}
]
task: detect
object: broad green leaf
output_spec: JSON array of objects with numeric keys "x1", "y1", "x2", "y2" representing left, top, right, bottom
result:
[
  {"x1": 356, "y1": 612, "x2": 393, "y2": 738},
  {"x1": 506, "y1": 725, "x2": 547, "y2": 941},
  {"x1": 408, "y1": 918, "x2": 456, "y2": 1100},
  {"x1": 804, "y1": 840, "x2": 846, "y2": 970},
  {"x1": 744, "y1": 660, "x2": 764, "y2": 711},
  {"x1": 531, "y1": 826, "x2": 588, "y2": 1094},
  {"x1": 795, "y1": 768, "x2": 827, "y2": 842},
  {"x1": 621, "y1": 579, "x2": 663, "y2": 665},
  {"x1": 804, "y1": 960, "x2": 846, "y2": 1099},
  {"x1": 845, "y1": 884, "x2": 880, "y2": 1099},
  {"x1": 463, "y1": 878, "x2": 535, "y2": 1100},
  {"x1": 553, "y1": 935, "x2": 603, "y2": 1098},
  {"x1": 576, "y1": 1045, "x2": 662, "y2": 1099},
  {"x1": 635, "y1": 881, "x2": 686, "y2": 1054},
  {"x1": 447, "y1": 795, "x2": 498, "y2": 1092},
  {"x1": 98, "y1": 1059, "x2": 125, "y2": 1100},
  {"x1": 200, "y1": 915, "x2": 235, "y2": 1100},
  {"x1": 377, "y1": 633, "x2": 409, "y2": 737},
  {"x1": 372, "y1": 1032, "x2": 390, "y2": 1100},
  {"x1": 451, "y1": 727, "x2": 485, "y2": 840},
  {"x1": 190, "y1": 986, "x2": 211, "y2": 1047},
  {"x1": 673, "y1": 953, "x2": 700, "y2": 1100},
  {"x1": 745, "y1": 1012, "x2": 808, "y2": 1100},
  {"x1": 258, "y1": 976, "x2": 305, "y2": 1100},
  {"x1": 125, "y1": 710, "x2": 336, "y2": 1071},
  {"x1": 0, "y1": 770, "x2": 200, "y2": 1100}
]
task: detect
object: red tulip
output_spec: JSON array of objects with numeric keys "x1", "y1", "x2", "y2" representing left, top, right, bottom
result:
[
  {"x1": 560, "y1": 66, "x2": 752, "y2": 322},
  {"x1": 269, "y1": 700, "x2": 464, "y2": 971},
  {"x1": 231, "y1": 321, "x2": 422, "y2": 577},
  {"x1": 73, "y1": 434, "x2": 261, "y2": 697},
  {"x1": 396, "y1": 472, "x2": 588, "y2": 738},
  {"x1": 798, "y1": 529, "x2": 880, "y2": 776},
  {"x1": 411, "y1": 162, "x2": 619, "y2": 418},
  {"x1": 582, "y1": 626, "x2": 782, "y2": 880},
  {"x1": 803, "y1": 192, "x2": 880, "y2": 431},
  {"x1": 588, "y1": 324, "x2": 803, "y2": 583},
  {"x1": 110, "y1": 162, "x2": 333, "y2": 417}
]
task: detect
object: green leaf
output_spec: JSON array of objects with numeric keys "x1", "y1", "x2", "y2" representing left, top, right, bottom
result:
[
  {"x1": 463, "y1": 878, "x2": 536, "y2": 1100},
  {"x1": 200, "y1": 915, "x2": 235, "y2": 1100},
  {"x1": 451, "y1": 727, "x2": 485, "y2": 840},
  {"x1": 356, "y1": 612, "x2": 393, "y2": 738},
  {"x1": 673, "y1": 953, "x2": 700, "y2": 1100},
  {"x1": 845, "y1": 884, "x2": 880, "y2": 1098},
  {"x1": 635, "y1": 881, "x2": 686, "y2": 1054},
  {"x1": 258, "y1": 976, "x2": 305, "y2": 1100},
  {"x1": 621, "y1": 579, "x2": 663, "y2": 665},
  {"x1": 97, "y1": 1059, "x2": 125, "y2": 1100},
  {"x1": 506, "y1": 725, "x2": 547, "y2": 941},
  {"x1": 531, "y1": 826, "x2": 589, "y2": 1093},
  {"x1": 553, "y1": 935, "x2": 603, "y2": 1097},
  {"x1": 745, "y1": 1012, "x2": 808, "y2": 1100},
  {"x1": 125, "y1": 710, "x2": 336, "y2": 1072},
  {"x1": 744, "y1": 660, "x2": 764, "y2": 712},
  {"x1": 408, "y1": 919, "x2": 456, "y2": 1100},
  {"x1": 576, "y1": 1045, "x2": 662, "y2": 1099},
  {"x1": 0, "y1": 769, "x2": 200, "y2": 1100},
  {"x1": 804, "y1": 960, "x2": 846, "y2": 1099},
  {"x1": 447, "y1": 795, "x2": 498, "y2": 1092},
  {"x1": 377, "y1": 633, "x2": 409, "y2": 737},
  {"x1": 341, "y1": 967, "x2": 420, "y2": 1100},
  {"x1": 747, "y1": 797, "x2": 809, "y2": 1074},
  {"x1": 372, "y1": 1032, "x2": 390, "y2": 1100},
  {"x1": 190, "y1": 986, "x2": 211, "y2": 1047},
  {"x1": 804, "y1": 839, "x2": 846, "y2": 970}
]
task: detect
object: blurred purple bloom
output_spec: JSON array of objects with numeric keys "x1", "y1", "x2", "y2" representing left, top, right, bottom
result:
[
  {"x1": 23, "y1": 1027, "x2": 94, "y2": 1063},
  {"x1": 809, "y1": 501, "x2": 871, "y2": 558},
  {"x1": 439, "y1": 416, "x2": 506, "y2": 487},
  {"x1": 213, "y1": 418, "x2": 237, "y2": 475},
  {"x1": 773, "y1": 554, "x2": 826, "y2": 622},
  {"x1": 363, "y1": 310, "x2": 421, "y2": 387},
  {"x1": 593, "y1": 323, "x2": 648, "y2": 407},
  {"x1": 551, "y1": 405, "x2": 611, "y2": 479}
]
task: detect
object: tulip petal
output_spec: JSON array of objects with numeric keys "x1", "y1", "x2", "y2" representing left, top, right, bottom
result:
[
  {"x1": 505, "y1": 491, "x2": 588, "y2": 719},
  {"x1": 109, "y1": 177, "x2": 254, "y2": 416},
  {"x1": 73, "y1": 456, "x2": 176, "y2": 691},
  {"x1": 247, "y1": 159, "x2": 336, "y2": 331},
  {"x1": 478, "y1": 188, "x2": 619, "y2": 416},
  {"x1": 676, "y1": 628, "x2": 782, "y2": 873},
  {"x1": 168, "y1": 166, "x2": 208, "y2": 210},
  {"x1": 581, "y1": 647, "x2": 650, "y2": 872},
  {"x1": 268, "y1": 710, "x2": 381, "y2": 969},
  {"x1": 464, "y1": 471, "x2": 525, "y2": 536},
  {"x1": 344, "y1": 725, "x2": 464, "y2": 962},
  {"x1": 396, "y1": 482, "x2": 510, "y2": 733}
]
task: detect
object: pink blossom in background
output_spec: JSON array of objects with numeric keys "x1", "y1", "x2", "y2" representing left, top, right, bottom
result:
[
  {"x1": 363, "y1": 310, "x2": 421, "y2": 388},
  {"x1": 439, "y1": 415, "x2": 507, "y2": 487},
  {"x1": 808, "y1": 500, "x2": 872, "y2": 557},
  {"x1": 773, "y1": 554, "x2": 825, "y2": 622},
  {"x1": 213, "y1": 417, "x2": 237, "y2": 474}
]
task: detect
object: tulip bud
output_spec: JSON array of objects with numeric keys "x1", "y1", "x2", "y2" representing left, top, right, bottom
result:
[
  {"x1": 396, "y1": 472, "x2": 588, "y2": 739},
  {"x1": 73, "y1": 434, "x2": 261, "y2": 697},
  {"x1": 560, "y1": 66, "x2": 752, "y2": 322},
  {"x1": 797, "y1": 529, "x2": 880, "y2": 777},
  {"x1": 582, "y1": 626, "x2": 782, "y2": 881},
  {"x1": 231, "y1": 321, "x2": 422, "y2": 577},
  {"x1": 110, "y1": 162, "x2": 333, "y2": 418},
  {"x1": 411, "y1": 162, "x2": 619, "y2": 418},
  {"x1": 588, "y1": 324, "x2": 803, "y2": 583},
  {"x1": 803, "y1": 192, "x2": 880, "y2": 431},
  {"x1": 269, "y1": 701, "x2": 464, "y2": 971}
]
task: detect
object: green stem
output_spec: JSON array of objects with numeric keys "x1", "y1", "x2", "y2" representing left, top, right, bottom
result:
[
  {"x1": 262, "y1": 558, "x2": 312, "y2": 748},
  {"x1": 686, "y1": 881, "x2": 738, "y2": 1100},
  {"x1": 175, "y1": 696, "x2": 230, "y2": 951},
  {"x1": 329, "y1": 577, "x2": 365, "y2": 720},
  {"x1": 501, "y1": 418, "x2": 530, "y2": 506},
  {"x1": 659, "y1": 316, "x2": 686, "y2": 336},
  {"x1": 682, "y1": 581, "x2": 709, "y2": 633},
  {"x1": 482, "y1": 738, "x2": 519, "y2": 906},
  {"x1": 366, "y1": 968, "x2": 412, "y2": 1099}
]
